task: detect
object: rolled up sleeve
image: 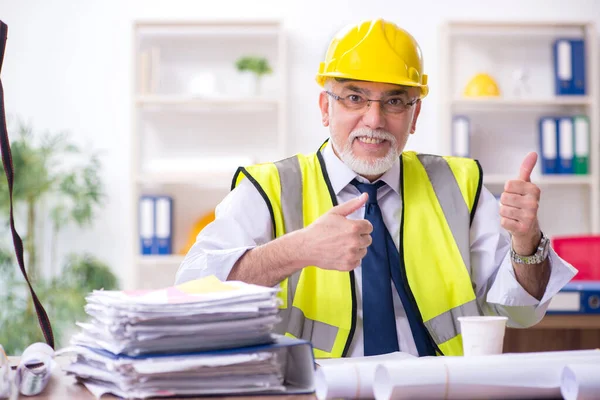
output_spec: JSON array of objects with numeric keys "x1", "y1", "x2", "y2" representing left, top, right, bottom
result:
[
  {"x1": 175, "y1": 178, "x2": 273, "y2": 284},
  {"x1": 470, "y1": 187, "x2": 578, "y2": 328}
]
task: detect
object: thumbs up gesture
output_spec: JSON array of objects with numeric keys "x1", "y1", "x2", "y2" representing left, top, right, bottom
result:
[
  {"x1": 500, "y1": 152, "x2": 543, "y2": 255},
  {"x1": 303, "y1": 193, "x2": 373, "y2": 271}
]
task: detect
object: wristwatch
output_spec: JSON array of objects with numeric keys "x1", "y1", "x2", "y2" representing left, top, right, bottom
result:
[{"x1": 510, "y1": 232, "x2": 550, "y2": 265}]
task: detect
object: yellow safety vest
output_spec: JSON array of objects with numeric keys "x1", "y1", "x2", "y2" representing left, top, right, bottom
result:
[{"x1": 232, "y1": 142, "x2": 483, "y2": 358}]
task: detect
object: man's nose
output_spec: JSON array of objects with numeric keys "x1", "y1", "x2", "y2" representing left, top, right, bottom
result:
[{"x1": 362, "y1": 101, "x2": 386, "y2": 130}]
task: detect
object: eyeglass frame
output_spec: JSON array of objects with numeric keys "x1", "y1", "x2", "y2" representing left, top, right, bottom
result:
[{"x1": 325, "y1": 90, "x2": 419, "y2": 115}]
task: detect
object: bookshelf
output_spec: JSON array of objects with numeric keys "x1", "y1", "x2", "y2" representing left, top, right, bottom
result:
[
  {"x1": 439, "y1": 21, "x2": 599, "y2": 238},
  {"x1": 130, "y1": 20, "x2": 287, "y2": 290},
  {"x1": 440, "y1": 20, "x2": 600, "y2": 353}
]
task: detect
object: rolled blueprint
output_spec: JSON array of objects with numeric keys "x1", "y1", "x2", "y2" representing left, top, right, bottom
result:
[
  {"x1": 561, "y1": 363, "x2": 600, "y2": 400},
  {"x1": 14, "y1": 342, "x2": 55, "y2": 396},
  {"x1": 373, "y1": 349, "x2": 600, "y2": 400},
  {"x1": 315, "y1": 352, "x2": 416, "y2": 400}
]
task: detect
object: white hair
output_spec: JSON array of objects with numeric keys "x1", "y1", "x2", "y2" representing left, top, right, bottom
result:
[{"x1": 331, "y1": 127, "x2": 400, "y2": 176}]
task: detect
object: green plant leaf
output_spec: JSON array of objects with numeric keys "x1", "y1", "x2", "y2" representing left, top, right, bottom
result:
[
  {"x1": 0, "y1": 117, "x2": 116, "y2": 355},
  {"x1": 234, "y1": 55, "x2": 273, "y2": 76}
]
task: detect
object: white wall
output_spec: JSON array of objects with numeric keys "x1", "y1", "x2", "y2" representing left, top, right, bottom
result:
[{"x1": 1, "y1": 0, "x2": 599, "y2": 286}]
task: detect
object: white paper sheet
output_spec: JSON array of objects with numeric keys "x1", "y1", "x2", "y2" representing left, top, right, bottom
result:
[
  {"x1": 373, "y1": 349, "x2": 600, "y2": 399},
  {"x1": 561, "y1": 363, "x2": 600, "y2": 400},
  {"x1": 315, "y1": 352, "x2": 416, "y2": 399}
]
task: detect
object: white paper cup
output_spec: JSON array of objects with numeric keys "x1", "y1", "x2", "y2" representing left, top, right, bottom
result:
[{"x1": 458, "y1": 316, "x2": 508, "y2": 356}]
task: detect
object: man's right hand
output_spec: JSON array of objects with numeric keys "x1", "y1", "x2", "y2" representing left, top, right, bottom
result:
[{"x1": 301, "y1": 193, "x2": 373, "y2": 271}]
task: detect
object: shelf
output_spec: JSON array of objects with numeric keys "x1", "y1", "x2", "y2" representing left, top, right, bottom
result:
[
  {"x1": 483, "y1": 174, "x2": 593, "y2": 186},
  {"x1": 447, "y1": 20, "x2": 591, "y2": 30},
  {"x1": 138, "y1": 255, "x2": 185, "y2": 266},
  {"x1": 452, "y1": 97, "x2": 592, "y2": 110},
  {"x1": 131, "y1": 19, "x2": 287, "y2": 290},
  {"x1": 446, "y1": 21, "x2": 590, "y2": 38},
  {"x1": 135, "y1": 20, "x2": 281, "y2": 37},
  {"x1": 137, "y1": 169, "x2": 237, "y2": 188},
  {"x1": 526, "y1": 314, "x2": 600, "y2": 330},
  {"x1": 136, "y1": 95, "x2": 280, "y2": 111}
]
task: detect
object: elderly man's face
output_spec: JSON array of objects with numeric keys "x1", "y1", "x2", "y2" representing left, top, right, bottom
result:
[{"x1": 319, "y1": 79, "x2": 421, "y2": 180}]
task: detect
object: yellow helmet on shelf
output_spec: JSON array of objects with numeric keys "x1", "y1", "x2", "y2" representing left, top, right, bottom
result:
[
  {"x1": 179, "y1": 210, "x2": 216, "y2": 255},
  {"x1": 316, "y1": 18, "x2": 429, "y2": 98},
  {"x1": 463, "y1": 73, "x2": 501, "y2": 97}
]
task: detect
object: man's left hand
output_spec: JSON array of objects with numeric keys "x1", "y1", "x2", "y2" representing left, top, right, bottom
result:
[{"x1": 500, "y1": 152, "x2": 542, "y2": 255}]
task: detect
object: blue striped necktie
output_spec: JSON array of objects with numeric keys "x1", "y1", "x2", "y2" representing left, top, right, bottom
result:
[
  {"x1": 351, "y1": 179, "x2": 399, "y2": 355},
  {"x1": 351, "y1": 178, "x2": 438, "y2": 357}
]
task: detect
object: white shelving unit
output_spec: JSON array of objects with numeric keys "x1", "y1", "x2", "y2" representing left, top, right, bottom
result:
[
  {"x1": 439, "y1": 21, "x2": 599, "y2": 239},
  {"x1": 130, "y1": 20, "x2": 287, "y2": 290}
]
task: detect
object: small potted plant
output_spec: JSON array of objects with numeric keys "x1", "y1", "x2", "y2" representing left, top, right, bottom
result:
[{"x1": 235, "y1": 55, "x2": 273, "y2": 96}]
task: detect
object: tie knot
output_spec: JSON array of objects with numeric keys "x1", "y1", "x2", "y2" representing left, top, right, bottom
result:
[{"x1": 351, "y1": 179, "x2": 385, "y2": 204}]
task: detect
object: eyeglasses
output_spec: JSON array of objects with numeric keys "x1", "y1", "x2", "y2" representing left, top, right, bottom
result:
[{"x1": 326, "y1": 90, "x2": 418, "y2": 115}]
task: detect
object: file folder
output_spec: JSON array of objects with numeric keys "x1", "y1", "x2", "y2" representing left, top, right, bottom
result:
[
  {"x1": 451, "y1": 116, "x2": 470, "y2": 158},
  {"x1": 558, "y1": 117, "x2": 574, "y2": 174},
  {"x1": 573, "y1": 115, "x2": 590, "y2": 175},
  {"x1": 139, "y1": 196, "x2": 155, "y2": 255},
  {"x1": 71, "y1": 335, "x2": 316, "y2": 395},
  {"x1": 547, "y1": 281, "x2": 600, "y2": 314},
  {"x1": 553, "y1": 38, "x2": 586, "y2": 95},
  {"x1": 539, "y1": 117, "x2": 558, "y2": 174},
  {"x1": 155, "y1": 196, "x2": 173, "y2": 254}
]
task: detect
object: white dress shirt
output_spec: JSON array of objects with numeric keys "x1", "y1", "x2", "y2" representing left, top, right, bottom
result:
[{"x1": 175, "y1": 142, "x2": 577, "y2": 357}]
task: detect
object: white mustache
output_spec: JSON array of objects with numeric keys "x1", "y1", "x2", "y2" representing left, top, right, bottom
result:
[{"x1": 349, "y1": 128, "x2": 396, "y2": 143}]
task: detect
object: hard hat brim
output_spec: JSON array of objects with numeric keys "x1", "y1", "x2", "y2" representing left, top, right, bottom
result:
[{"x1": 316, "y1": 73, "x2": 429, "y2": 99}]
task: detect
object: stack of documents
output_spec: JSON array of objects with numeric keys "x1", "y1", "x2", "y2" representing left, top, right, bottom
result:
[{"x1": 57, "y1": 276, "x2": 315, "y2": 398}]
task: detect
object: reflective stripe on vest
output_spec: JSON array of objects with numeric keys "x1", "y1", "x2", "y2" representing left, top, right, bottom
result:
[
  {"x1": 417, "y1": 154, "x2": 471, "y2": 274},
  {"x1": 273, "y1": 157, "x2": 340, "y2": 353}
]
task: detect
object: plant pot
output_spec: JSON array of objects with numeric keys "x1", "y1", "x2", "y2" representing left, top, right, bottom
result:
[{"x1": 238, "y1": 71, "x2": 259, "y2": 97}]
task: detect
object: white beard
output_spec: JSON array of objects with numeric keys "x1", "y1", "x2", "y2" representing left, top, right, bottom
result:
[{"x1": 332, "y1": 128, "x2": 400, "y2": 177}]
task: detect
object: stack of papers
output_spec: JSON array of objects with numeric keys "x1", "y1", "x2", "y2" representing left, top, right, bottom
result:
[
  {"x1": 69, "y1": 276, "x2": 281, "y2": 355},
  {"x1": 60, "y1": 341, "x2": 293, "y2": 399},
  {"x1": 57, "y1": 276, "x2": 318, "y2": 399}
]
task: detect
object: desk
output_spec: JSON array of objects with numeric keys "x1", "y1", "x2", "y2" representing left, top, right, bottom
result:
[
  {"x1": 504, "y1": 314, "x2": 600, "y2": 353},
  {"x1": 18, "y1": 359, "x2": 316, "y2": 400}
]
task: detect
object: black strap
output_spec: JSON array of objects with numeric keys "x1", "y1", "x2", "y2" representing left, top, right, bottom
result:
[{"x1": 0, "y1": 20, "x2": 55, "y2": 349}]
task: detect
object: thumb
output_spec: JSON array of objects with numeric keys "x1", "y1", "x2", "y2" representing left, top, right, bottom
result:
[
  {"x1": 518, "y1": 152, "x2": 538, "y2": 182},
  {"x1": 329, "y1": 193, "x2": 368, "y2": 217}
]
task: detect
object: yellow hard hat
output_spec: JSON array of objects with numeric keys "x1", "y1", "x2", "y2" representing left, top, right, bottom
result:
[
  {"x1": 179, "y1": 210, "x2": 215, "y2": 255},
  {"x1": 316, "y1": 18, "x2": 428, "y2": 98},
  {"x1": 463, "y1": 73, "x2": 501, "y2": 97}
]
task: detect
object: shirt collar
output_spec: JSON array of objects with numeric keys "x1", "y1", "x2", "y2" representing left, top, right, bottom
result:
[{"x1": 321, "y1": 140, "x2": 401, "y2": 195}]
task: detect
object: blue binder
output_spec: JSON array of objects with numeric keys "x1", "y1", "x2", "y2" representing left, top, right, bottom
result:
[
  {"x1": 539, "y1": 117, "x2": 559, "y2": 174},
  {"x1": 139, "y1": 196, "x2": 155, "y2": 255},
  {"x1": 547, "y1": 281, "x2": 600, "y2": 314},
  {"x1": 155, "y1": 196, "x2": 173, "y2": 255},
  {"x1": 558, "y1": 117, "x2": 575, "y2": 174},
  {"x1": 553, "y1": 38, "x2": 586, "y2": 95}
]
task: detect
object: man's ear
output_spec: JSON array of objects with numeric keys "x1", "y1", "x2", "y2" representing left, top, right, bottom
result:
[
  {"x1": 410, "y1": 100, "x2": 422, "y2": 134},
  {"x1": 319, "y1": 91, "x2": 330, "y2": 127}
]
